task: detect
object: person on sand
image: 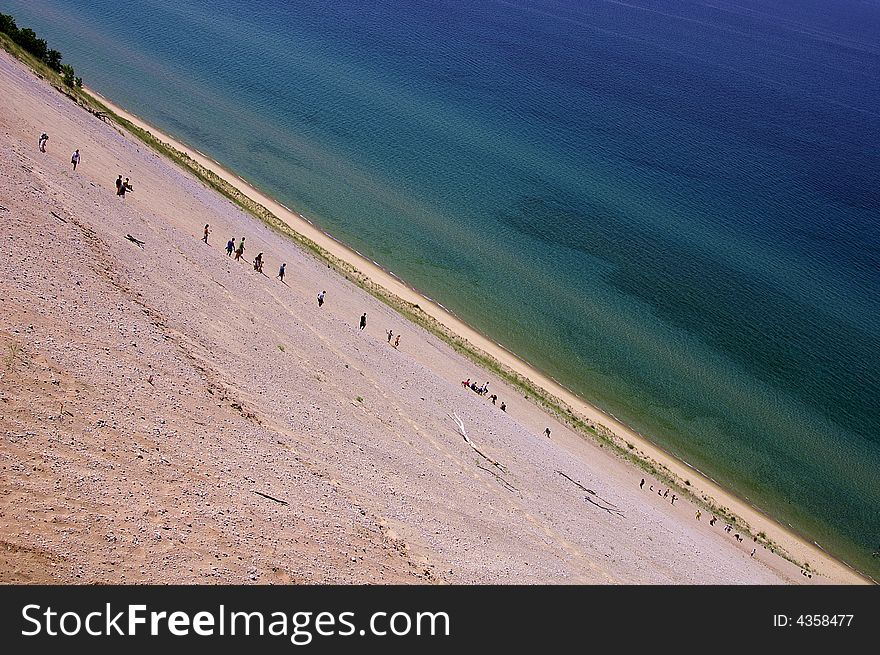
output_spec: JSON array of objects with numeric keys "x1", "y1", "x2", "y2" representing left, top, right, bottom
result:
[
  {"x1": 359, "y1": 313, "x2": 367, "y2": 330},
  {"x1": 709, "y1": 516, "x2": 716, "y2": 526},
  {"x1": 640, "y1": 478, "x2": 645, "y2": 489},
  {"x1": 544, "y1": 427, "x2": 551, "y2": 439},
  {"x1": 671, "y1": 494, "x2": 677, "y2": 505},
  {"x1": 393, "y1": 334, "x2": 400, "y2": 349},
  {"x1": 387, "y1": 329, "x2": 393, "y2": 343},
  {"x1": 462, "y1": 378, "x2": 470, "y2": 388},
  {"x1": 203, "y1": 224, "x2": 210, "y2": 244},
  {"x1": 663, "y1": 489, "x2": 669, "y2": 498},
  {"x1": 489, "y1": 393, "x2": 497, "y2": 405},
  {"x1": 117, "y1": 177, "x2": 132, "y2": 198},
  {"x1": 253, "y1": 252, "x2": 263, "y2": 272},
  {"x1": 235, "y1": 237, "x2": 245, "y2": 261},
  {"x1": 226, "y1": 238, "x2": 235, "y2": 256},
  {"x1": 750, "y1": 548, "x2": 756, "y2": 557},
  {"x1": 277, "y1": 263, "x2": 286, "y2": 283},
  {"x1": 317, "y1": 290, "x2": 325, "y2": 307},
  {"x1": 116, "y1": 175, "x2": 123, "y2": 193},
  {"x1": 695, "y1": 510, "x2": 702, "y2": 521},
  {"x1": 500, "y1": 401, "x2": 506, "y2": 412},
  {"x1": 71, "y1": 149, "x2": 80, "y2": 171},
  {"x1": 38, "y1": 133, "x2": 48, "y2": 152}
]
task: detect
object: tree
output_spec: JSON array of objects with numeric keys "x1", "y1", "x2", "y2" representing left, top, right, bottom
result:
[
  {"x1": 0, "y1": 13, "x2": 17, "y2": 36},
  {"x1": 75, "y1": 76, "x2": 82, "y2": 88},
  {"x1": 45, "y1": 49, "x2": 62, "y2": 71},
  {"x1": 12, "y1": 27, "x2": 48, "y2": 61},
  {"x1": 61, "y1": 63, "x2": 75, "y2": 87}
]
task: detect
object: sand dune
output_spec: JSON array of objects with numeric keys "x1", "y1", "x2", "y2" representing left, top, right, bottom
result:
[{"x1": 0, "y1": 50, "x2": 860, "y2": 584}]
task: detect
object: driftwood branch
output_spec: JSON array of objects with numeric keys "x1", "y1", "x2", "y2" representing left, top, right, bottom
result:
[
  {"x1": 50, "y1": 211, "x2": 67, "y2": 223},
  {"x1": 556, "y1": 470, "x2": 625, "y2": 517},
  {"x1": 253, "y1": 490, "x2": 288, "y2": 506},
  {"x1": 476, "y1": 463, "x2": 519, "y2": 493},
  {"x1": 450, "y1": 413, "x2": 508, "y2": 474},
  {"x1": 126, "y1": 234, "x2": 145, "y2": 248}
]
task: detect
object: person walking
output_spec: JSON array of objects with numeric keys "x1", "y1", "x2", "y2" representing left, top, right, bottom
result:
[
  {"x1": 115, "y1": 175, "x2": 123, "y2": 194},
  {"x1": 38, "y1": 133, "x2": 48, "y2": 152},
  {"x1": 70, "y1": 149, "x2": 80, "y2": 171},
  {"x1": 640, "y1": 478, "x2": 645, "y2": 489},
  {"x1": 203, "y1": 224, "x2": 210, "y2": 243},
  {"x1": 317, "y1": 291, "x2": 325, "y2": 307},
  {"x1": 253, "y1": 252, "x2": 263, "y2": 272},
  {"x1": 359, "y1": 313, "x2": 367, "y2": 330},
  {"x1": 226, "y1": 238, "x2": 235, "y2": 256},
  {"x1": 393, "y1": 334, "x2": 400, "y2": 349},
  {"x1": 500, "y1": 401, "x2": 507, "y2": 412},
  {"x1": 277, "y1": 263, "x2": 286, "y2": 282},
  {"x1": 235, "y1": 237, "x2": 245, "y2": 261},
  {"x1": 544, "y1": 427, "x2": 551, "y2": 439},
  {"x1": 117, "y1": 177, "x2": 132, "y2": 198},
  {"x1": 386, "y1": 329, "x2": 393, "y2": 343}
]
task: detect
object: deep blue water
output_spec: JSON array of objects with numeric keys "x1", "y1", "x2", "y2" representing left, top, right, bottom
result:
[{"x1": 6, "y1": 0, "x2": 879, "y2": 576}]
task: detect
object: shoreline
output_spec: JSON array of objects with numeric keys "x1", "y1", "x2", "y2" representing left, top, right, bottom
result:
[{"x1": 81, "y1": 87, "x2": 869, "y2": 584}]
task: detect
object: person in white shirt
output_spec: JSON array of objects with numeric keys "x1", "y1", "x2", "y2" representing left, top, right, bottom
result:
[{"x1": 71, "y1": 149, "x2": 80, "y2": 170}]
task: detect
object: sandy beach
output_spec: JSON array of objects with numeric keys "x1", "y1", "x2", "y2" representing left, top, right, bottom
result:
[{"x1": 0, "y1": 49, "x2": 866, "y2": 584}]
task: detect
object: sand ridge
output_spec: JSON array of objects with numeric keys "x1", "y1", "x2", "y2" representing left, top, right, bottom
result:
[{"x1": 0, "y1": 50, "x2": 856, "y2": 584}]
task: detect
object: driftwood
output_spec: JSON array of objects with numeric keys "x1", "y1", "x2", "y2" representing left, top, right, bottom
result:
[
  {"x1": 556, "y1": 470, "x2": 625, "y2": 517},
  {"x1": 477, "y1": 463, "x2": 519, "y2": 493},
  {"x1": 253, "y1": 490, "x2": 288, "y2": 506},
  {"x1": 50, "y1": 211, "x2": 67, "y2": 223},
  {"x1": 126, "y1": 234, "x2": 145, "y2": 248},
  {"x1": 450, "y1": 413, "x2": 508, "y2": 474}
]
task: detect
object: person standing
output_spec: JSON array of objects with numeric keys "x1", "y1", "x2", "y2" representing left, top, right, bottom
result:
[
  {"x1": 544, "y1": 427, "x2": 551, "y2": 439},
  {"x1": 500, "y1": 401, "x2": 507, "y2": 412},
  {"x1": 359, "y1": 313, "x2": 367, "y2": 330},
  {"x1": 640, "y1": 478, "x2": 645, "y2": 489},
  {"x1": 393, "y1": 334, "x2": 400, "y2": 349},
  {"x1": 203, "y1": 224, "x2": 210, "y2": 243},
  {"x1": 226, "y1": 238, "x2": 235, "y2": 256},
  {"x1": 70, "y1": 149, "x2": 80, "y2": 171},
  {"x1": 386, "y1": 329, "x2": 393, "y2": 343},
  {"x1": 317, "y1": 291, "x2": 325, "y2": 307},
  {"x1": 277, "y1": 263, "x2": 286, "y2": 282},
  {"x1": 38, "y1": 133, "x2": 48, "y2": 152},
  {"x1": 115, "y1": 175, "x2": 123, "y2": 194}
]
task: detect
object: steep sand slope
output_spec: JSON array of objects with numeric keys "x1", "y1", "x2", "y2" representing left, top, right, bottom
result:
[{"x1": 0, "y1": 51, "x2": 817, "y2": 583}]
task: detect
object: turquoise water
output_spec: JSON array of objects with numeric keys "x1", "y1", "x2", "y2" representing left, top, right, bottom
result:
[{"x1": 7, "y1": 0, "x2": 879, "y2": 577}]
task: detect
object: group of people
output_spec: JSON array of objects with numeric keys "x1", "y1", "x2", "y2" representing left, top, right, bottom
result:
[
  {"x1": 461, "y1": 378, "x2": 506, "y2": 412},
  {"x1": 36, "y1": 131, "x2": 81, "y2": 172},
  {"x1": 213, "y1": 229, "x2": 333, "y2": 308},
  {"x1": 385, "y1": 329, "x2": 401, "y2": 349},
  {"x1": 640, "y1": 477, "x2": 771, "y2": 561},
  {"x1": 115, "y1": 174, "x2": 133, "y2": 197},
  {"x1": 640, "y1": 479, "x2": 678, "y2": 505}
]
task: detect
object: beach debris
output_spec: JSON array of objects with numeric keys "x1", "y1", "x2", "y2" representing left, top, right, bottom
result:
[
  {"x1": 50, "y1": 210, "x2": 67, "y2": 223},
  {"x1": 125, "y1": 234, "x2": 145, "y2": 248},
  {"x1": 556, "y1": 470, "x2": 625, "y2": 517},
  {"x1": 450, "y1": 412, "x2": 508, "y2": 474},
  {"x1": 253, "y1": 490, "x2": 289, "y2": 506},
  {"x1": 476, "y1": 463, "x2": 519, "y2": 493}
]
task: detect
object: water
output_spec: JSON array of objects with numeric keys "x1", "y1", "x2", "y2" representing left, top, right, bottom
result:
[{"x1": 6, "y1": 0, "x2": 878, "y2": 577}]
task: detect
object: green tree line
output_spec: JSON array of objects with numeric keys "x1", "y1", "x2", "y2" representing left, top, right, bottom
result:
[{"x1": 0, "y1": 13, "x2": 81, "y2": 87}]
